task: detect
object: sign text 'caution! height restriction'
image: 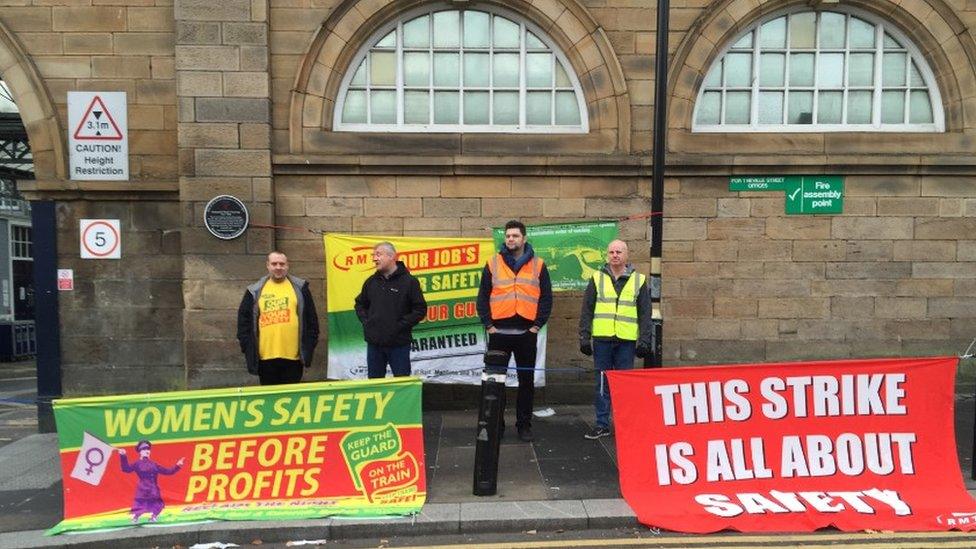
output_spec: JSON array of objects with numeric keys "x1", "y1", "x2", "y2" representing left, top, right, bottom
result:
[{"x1": 68, "y1": 92, "x2": 128, "y2": 181}]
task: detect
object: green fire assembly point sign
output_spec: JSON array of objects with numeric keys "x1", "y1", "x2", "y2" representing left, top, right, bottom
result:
[{"x1": 729, "y1": 175, "x2": 844, "y2": 215}]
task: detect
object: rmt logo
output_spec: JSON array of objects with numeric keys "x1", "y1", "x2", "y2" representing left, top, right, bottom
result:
[{"x1": 936, "y1": 511, "x2": 976, "y2": 528}]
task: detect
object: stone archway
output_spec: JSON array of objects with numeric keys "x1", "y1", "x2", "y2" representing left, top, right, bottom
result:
[
  {"x1": 0, "y1": 20, "x2": 66, "y2": 180},
  {"x1": 288, "y1": 0, "x2": 633, "y2": 154},
  {"x1": 667, "y1": 0, "x2": 976, "y2": 134}
]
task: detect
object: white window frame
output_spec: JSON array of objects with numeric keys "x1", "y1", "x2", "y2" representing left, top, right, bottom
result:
[
  {"x1": 333, "y1": 4, "x2": 589, "y2": 133},
  {"x1": 692, "y1": 7, "x2": 945, "y2": 133}
]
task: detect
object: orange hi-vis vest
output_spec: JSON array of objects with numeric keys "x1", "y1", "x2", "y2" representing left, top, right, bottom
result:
[{"x1": 488, "y1": 253, "x2": 543, "y2": 321}]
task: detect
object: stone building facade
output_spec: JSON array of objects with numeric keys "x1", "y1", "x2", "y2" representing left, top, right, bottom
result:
[{"x1": 0, "y1": 0, "x2": 973, "y2": 396}]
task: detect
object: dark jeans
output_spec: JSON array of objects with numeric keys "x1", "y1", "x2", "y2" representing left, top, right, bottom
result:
[
  {"x1": 367, "y1": 343, "x2": 412, "y2": 378},
  {"x1": 487, "y1": 330, "x2": 538, "y2": 429},
  {"x1": 593, "y1": 339, "x2": 636, "y2": 428},
  {"x1": 258, "y1": 358, "x2": 303, "y2": 385}
]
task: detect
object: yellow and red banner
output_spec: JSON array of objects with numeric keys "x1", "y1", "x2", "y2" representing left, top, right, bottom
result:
[
  {"x1": 48, "y1": 378, "x2": 425, "y2": 535},
  {"x1": 324, "y1": 233, "x2": 547, "y2": 385},
  {"x1": 608, "y1": 357, "x2": 976, "y2": 532}
]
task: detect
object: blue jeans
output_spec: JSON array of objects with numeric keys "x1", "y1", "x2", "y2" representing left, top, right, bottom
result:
[
  {"x1": 366, "y1": 344, "x2": 412, "y2": 378},
  {"x1": 593, "y1": 339, "x2": 635, "y2": 429}
]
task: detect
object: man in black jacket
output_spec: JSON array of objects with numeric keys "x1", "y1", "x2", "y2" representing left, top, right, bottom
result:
[
  {"x1": 237, "y1": 251, "x2": 319, "y2": 385},
  {"x1": 354, "y1": 242, "x2": 427, "y2": 378}
]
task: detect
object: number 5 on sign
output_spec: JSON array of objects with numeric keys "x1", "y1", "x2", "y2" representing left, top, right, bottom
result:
[{"x1": 80, "y1": 219, "x2": 121, "y2": 259}]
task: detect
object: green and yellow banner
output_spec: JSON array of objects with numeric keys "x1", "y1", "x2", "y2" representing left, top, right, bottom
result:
[
  {"x1": 492, "y1": 221, "x2": 619, "y2": 291},
  {"x1": 324, "y1": 233, "x2": 547, "y2": 385},
  {"x1": 48, "y1": 378, "x2": 425, "y2": 535}
]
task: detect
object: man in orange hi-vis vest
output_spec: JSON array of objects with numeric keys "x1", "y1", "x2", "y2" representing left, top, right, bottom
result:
[{"x1": 476, "y1": 220, "x2": 553, "y2": 442}]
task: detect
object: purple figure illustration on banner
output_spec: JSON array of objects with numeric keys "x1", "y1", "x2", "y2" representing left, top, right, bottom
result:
[{"x1": 117, "y1": 440, "x2": 185, "y2": 522}]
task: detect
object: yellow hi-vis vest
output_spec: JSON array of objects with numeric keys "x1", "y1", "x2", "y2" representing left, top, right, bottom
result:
[{"x1": 591, "y1": 270, "x2": 644, "y2": 341}]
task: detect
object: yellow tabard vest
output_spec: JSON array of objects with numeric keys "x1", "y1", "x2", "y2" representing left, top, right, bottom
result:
[{"x1": 591, "y1": 270, "x2": 644, "y2": 341}]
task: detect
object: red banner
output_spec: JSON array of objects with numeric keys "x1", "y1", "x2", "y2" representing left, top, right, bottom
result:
[{"x1": 608, "y1": 356, "x2": 976, "y2": 532}]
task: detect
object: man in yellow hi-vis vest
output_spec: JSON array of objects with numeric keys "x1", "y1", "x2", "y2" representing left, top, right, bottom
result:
[{"x1": 578, "y1": 239, "x2": 652, "y2": 440}]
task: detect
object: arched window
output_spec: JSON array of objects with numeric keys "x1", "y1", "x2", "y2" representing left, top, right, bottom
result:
[
  {"x1": 334, "y1": 6, "x2": 588, "y2": 133},
  {"x1": 693, "y1": 9, "x2": 944, "y2": 132}
]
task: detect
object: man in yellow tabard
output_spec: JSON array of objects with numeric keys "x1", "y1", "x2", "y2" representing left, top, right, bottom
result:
[
  {"x1": 237, "y1": 251, "x2": 319, "y2": 385},
  {"x1": 578, "y1": 240, "x2": 652, "y2": 439}
]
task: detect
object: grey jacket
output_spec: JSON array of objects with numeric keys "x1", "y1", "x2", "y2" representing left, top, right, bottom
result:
[{"x1": 236, "y1": 274, "x2": 320, "y2": 374}]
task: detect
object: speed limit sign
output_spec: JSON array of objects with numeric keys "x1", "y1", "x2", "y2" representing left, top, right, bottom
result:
[{"x1": 80, "y1": 219, "x2": 121, "y2": 259}]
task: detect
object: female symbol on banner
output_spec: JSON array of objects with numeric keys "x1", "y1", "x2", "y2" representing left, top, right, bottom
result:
[
  {"x1": 84, "y1": 447, "x2": 105, "y2": 475},
  {"x1": 79, "y1": 219, "x2": 121, "y2": 259}
]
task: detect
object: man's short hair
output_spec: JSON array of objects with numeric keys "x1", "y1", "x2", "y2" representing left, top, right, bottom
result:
[
  {"x1": 267, "y1": 250, "x2": 287, "y2": 260},
  {"x1": 504, "y1": 220, "x2": 526, "y2": 236},
  {"x1": 374, "y1": 241, "x2": 396, "y2": 255}
]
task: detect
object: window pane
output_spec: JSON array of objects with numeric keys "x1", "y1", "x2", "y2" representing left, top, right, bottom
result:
[
  {"x1": 818, "y1": 91, "x2": 842, "y2": 123},
  {"x1": 909, "y1": 61, "x2": 925, "y2": 86},
  {"x1": 818, "y1": 53, "x2": 844, "y2": 88},
  {"x1": 847, "y1": 91, "x2": 872, "y2": 123},
  {"x1": 696, "y1": 91, "x2": 720, "y2": 124},
  {"x1": 703, "y1": 63, "x2": 721, "y2": 88},
  {"x1": 403, "y1": 15, "x2": 429, "y2": 48},
  {"x1": 788, "y1": 91, "x2": 813, "y2": 124},
  {"x1": 849, "y1": 17, "x2": 875, "y2": 48},
  {"x1": 370, "y1": 90, "x2": 396, "y2": 123},
  {"x1": 464, "y1": 91, "x2": 489, "y2": 124},
  {"x1": 493, "y1": 91, "x2": 518, "y2": 124},
  {"x1": 725, "y1": 53, "x2": 752, "y2": 87},
  {"x1": 759, "y1": 53, "x2": 785, "y2": 87},
  {"x1": 404, "y1": 52, "x2": 430, "y2": 86},
  {"x1": 789, "y1": 53, "x2": 814, "y2": 86},
  {"x1": 526, "y1": 91, "x2": 551, "y2": 124},
  {"x1": 884, "y1": 33, "x2": 902, "y2": 49},
  {"x1": 433, "y1": 91, "x2": 459, "y2": 123},
  {"x1": 759, "y1": 17, "x2": 786, "y2": 48},
  {"x1": 370, "y1": 51, "x2": 395, "y2": 86},
  {"x1": 526, "y1": 53, "x2": 552, "y2": 87},
  {"x1": 789, "y1": 12, "x2": 816, "y2": 49},
  {"x1": 342, "y1": 90, "x2": 366, "y2": 123},
  {"x1": 555, "y1": 62, "x2": 572, "y2": 87},
  {"x1": 758, "y1": 91, "x2": 784, "y2": 124},
  {"x1": 881, "y1": 90, "x2": 905, "y2": 123},
  {"x1": 732, "y1": 31, "x2": 753, "y2": 49},
  {"x1": 433, "y1": 11, "x2": 460, "y2": 48},
  {"x1": 493, "y1": 16, "x2": 519, "y2": 48},
  {"x1": 433, "y1": 53, "x2": 459, "y2": 86},
  {"x1": 725, "y1": 91, "x2": 751, "y2": 124},
  {"x1": 404, "y1": 91, "x2": 429, "y2": 124},
  {"x1": 848, "y1": 53, "x2": 874, "y2": 86},
  {"x1": 526, "y1": 31, "x2": 546, "y2": 50},
  {"x1": 376, "y1": 30, "x2": 395, "y2": 48},
  {"x1": 350, "y1": 60, "x2": 366, "y2": 86},
  {"x1": 463, "y1": 11, "x2": 490, "y2": 48},
  {"x1": 464, "y1": 53, "x2": 489, "y2": 86},
  {"x1": 909, "y1": 90, "x2": 933, "y2": 123},
  {"x1": 555, "y1": 91, "x2": 581, "y2": 125},
  {"x1": 493, "y1": 53, "x2": 519, "y2": 87},
  {"x1": 819, "y1": 12, "x2": 846, "y2": 49},
  {"x1": 883, "y1": 53, "x2": 906, "y2": 86}
]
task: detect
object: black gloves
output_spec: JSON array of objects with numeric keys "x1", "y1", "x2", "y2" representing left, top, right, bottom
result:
[
  {"x1": 636, "y1": 343, "x2": 650, "y2": 359},
  {"x1": 580, "y1": 341, "x2": 593, "y2": 356}
]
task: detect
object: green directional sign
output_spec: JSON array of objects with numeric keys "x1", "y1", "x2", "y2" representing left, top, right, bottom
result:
[
  {"x1": 730, "y1": 175, "x2": 844, "y2": 215},
  {"x1": 785, "y1": 175, "x2": 844, "y2": 215},
  {"x1": 729, "y1": 176, "x2": 792, "y2": 192}
]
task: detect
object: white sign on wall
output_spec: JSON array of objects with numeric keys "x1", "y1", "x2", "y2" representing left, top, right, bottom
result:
[
  {"x1": 79, "y1": 219, "x2": 121, "y2": 259},
  {"x1": 67, "y1": 92, "x2": 128, "y2": 180}
]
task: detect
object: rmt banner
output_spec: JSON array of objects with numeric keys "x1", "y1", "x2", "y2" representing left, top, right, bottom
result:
[
  {"x1": 608, "y1": 357, "x2": 976, "y2": 533},
  {"x1": 48, "y1": 378, "x2": 425, "y2": 535}
]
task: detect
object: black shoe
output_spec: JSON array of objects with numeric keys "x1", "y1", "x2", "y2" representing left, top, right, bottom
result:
[
  {"x1": 517, "y1": 426, "x2": 534, "y2": 442},
  {"x1": 584, "y1": 426, "x2": 611, "y2": 440}
]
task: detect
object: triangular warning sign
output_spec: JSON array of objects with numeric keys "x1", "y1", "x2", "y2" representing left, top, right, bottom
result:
[{"x1": 72, "y1": 96, "x2": 123, "y2": 140}]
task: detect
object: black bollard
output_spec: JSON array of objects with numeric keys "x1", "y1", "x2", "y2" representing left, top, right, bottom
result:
[{"x1": 473, "y1": 349, "x2": 510, "y2": 496}]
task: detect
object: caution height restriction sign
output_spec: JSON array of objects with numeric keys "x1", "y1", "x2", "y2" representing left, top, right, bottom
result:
[{"x1": 68, "y1": 92, "x2": 128, "y2": 180}]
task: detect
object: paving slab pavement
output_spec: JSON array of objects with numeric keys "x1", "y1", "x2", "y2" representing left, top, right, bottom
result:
[{"x1": 1, "y1": 380, "x2": 975, "y2": 548}]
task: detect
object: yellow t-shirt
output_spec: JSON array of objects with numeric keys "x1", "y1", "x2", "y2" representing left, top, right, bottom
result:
[{"x1": 257, "y1": 279, "x2": 300, "y2": 361}]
